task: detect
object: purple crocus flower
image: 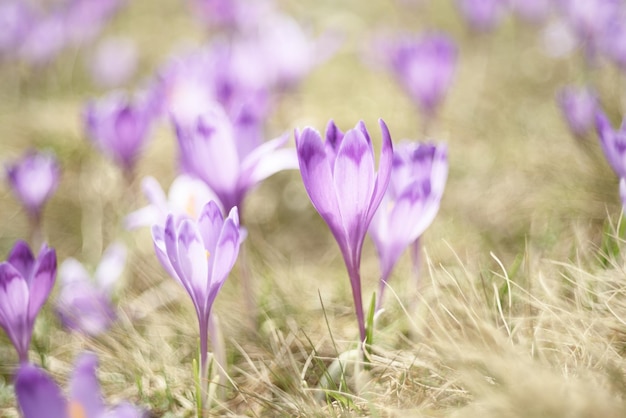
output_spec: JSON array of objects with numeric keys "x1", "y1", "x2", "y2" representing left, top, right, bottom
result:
[
  {"x1": 0, "y1": 1, "x2": 33, "y2": 59},
  {"x1": 369, "y1": 141, "x2": 448, "y2": 311},
  {"x1": 557, "y1": 86, "x2": 598, "y2": 138},
  {"x1": 174, "y1": 103, "x2": 298, "y2": 211},
  {"x1": 88, "y1": 37, "x2": 137, "y2": 88},
  {"x1": 152, "y1": 201, "x2": 241, "y2": 393},
  {"x1": 125, "y1": 175, "x2": 222, "y2": 230},
  {"x1": 595, "y1": 108, "x2": 626, "y2": 206},
  {"x1": 56, "y1": 243, "x2": 126, "y2": 336},
  {"x1": 456, "y1": 0, "x2": 507, "y2": 32},
  {"x1": 6, "y1": 150, "x2": 60, "y2": 223},
  {"x1": 0, "y1": 241, "x2": 56, "y2": 363},
  {"x1": 387, "y1": 34, "x2": 457, "y2": 121},
  {"x1": 19, "y1": 12, "x2": 66, "y2": 66},
  {"x1": 295, "y1": 119, "x2": 393, "y2": 342},
  {"x1": 15, "y1": 352, "x2": 144, "y2": 418},
  {"x1": 83, "y1": 91, "x2": 154, "y2": 176}
]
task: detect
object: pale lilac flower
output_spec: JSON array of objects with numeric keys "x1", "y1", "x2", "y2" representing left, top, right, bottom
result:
[
  {"x1": 152, "y1": 201, "x2": 241, "y2": 392},
  {"x1": 84, "y1": 91, "x2": 154, "y2": 175},
  {"x1": 386, "y1": 34, "x2": 457, "y2": 119},
  {"x1": 0, "y1": 1, "x2": 33, "y2": 58},
  {"x1": 0, "y1": 241, "x2": 56, "y2": 363},
  {"x1": 125, "y1": 175, "x2": 222, "y2": 229},
  {"x1": 557, "y1": 86, "x2": 598, "y2": 138},
  {"x1": 63, "y1": 0, "x2": 124, "y2": 46},
  {"x1": 188, "y1": 0, "x2": 268, "y2": 31},
  {"x1": 15, "y1": 352, "x2": 144, "y2": 418},
  {"x1": 88, "y1": 37, "x2": 137, "y2": 88},
  {"x1": 56, "y1": 243, "x2": 126, "y2": 336},
  {"x1": 295, "y1": 119, "x2": 393, "y2": 342},
  {"x1": 369, "y1": 142, "x2": 448, "y2": 310},
  {"x1": 174, "y1": 103, "x2": 298, "y2": 211},
  {"x1": 456, "y1": 0, "x2": 507, "y2": 32},
  {"x1": 19, "y1": 13, "x2": 66, "y2": 66},
  {"x1": 6, "y1": 150, "x2": 60, "y2": 222}
]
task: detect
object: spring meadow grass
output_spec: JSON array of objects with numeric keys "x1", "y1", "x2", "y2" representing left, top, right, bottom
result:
[{"x1": 2, "y1": 0, "x2": 626, "y2": 416}]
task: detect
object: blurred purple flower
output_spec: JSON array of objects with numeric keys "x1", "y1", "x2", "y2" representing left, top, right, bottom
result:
[
  {"x1": 84, "y1": 91, "x2": 154, "y2": 175},
  {"x1": 596, "y1": 108, "x2": 626, "y2": 207},
  {"x1": 595, "y1": 109, "x2": 626, "y2": 179},
  {"x1": 88, "y1": 37, "x2": 137, "y2": 88},
  {"x1": 559, "y1": 0, "x2": 621, "y2": 61},
  {"x1": 152, "y1": 201, "x2": 241, "y2": 389},
  {"x1": 295, "y1": 119, "x2": 393, "y2": 342},
  {"x1": 456, "y1": 0, "x2": 507, "y2": 32},
  {"x1": 0, "y1": 1, "x2": 32, "y2": 58},
  {"x1": 386, "y1": 34, "x2": 457, "y2": 119},
  {"x1": 174, "y1": 103, "x2": 298, "y2": 211},
  {"x1": 125, "y1": 175, "x2": 222, "y2": 229},
  {"x1": 557, "y1": 86, "x2": 598, "y2": 138},
  {"x1": 188, "y1": 0, "x2": 268, "y2": 31},
  {"x1": 369, "y1": 141, "x2": 447, "y2": 310},
  {"x1": 15, "y1": 352, "x2": 144, "y2": 418},
  {"x1": 19, "y1": 13, "x2": 66, "y2": 66},
  {"x1": 6, "y1": 150, "x2": 60, "y2": 222},
  {"x1": 63, "y1": 0, "x2": 124, "y2": 46},
  {"x1": 56, "y1": 243, "x2": 126, "y2": 336},
  {"x1": 0, "y1": 241, "x2": 56, "y2": 363}
]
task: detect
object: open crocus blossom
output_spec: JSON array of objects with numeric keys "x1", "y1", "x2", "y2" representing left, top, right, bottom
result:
[
  {"x1": 369, "y1": 141, "x2": 448, "y2": 311},
  {"x1": 295, "y1": 119, "x2": 393, "y2": 342},
  {"x1": 174, "y1": 103, "x2": 298, "y2": 211},
  {"x1": 83, "y1": 90, "x2": 154, "y2": 177},
  {"x1": 6, "y1": 150, "x2": 60, "y2": 223},
  {"x1": 152, "y1": 201, "x2": 241, "y2": 390},
  {"x1": 0, "y1": 241, "x2": 56, "y2": 363},
  {"x1": 596, "y1": 109, "x2": 626, "y2": 207},
  {"x1": 125, "y1": 174, "x2": 222, "y2": 229},
  {"x1": 15, "y1": 352, "x2": 144, "y2": 418},
  {"x1": 56, "y1": 243, "x2": 126, "y2": 336}
]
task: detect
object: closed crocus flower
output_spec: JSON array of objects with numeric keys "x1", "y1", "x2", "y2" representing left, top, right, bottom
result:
[
  {"x1": 174, "y1": 103, "x2": 298, "y2": 211},
  {"x1": 83, "y1": 91, "x2": 154, "y2": 176},
  {"x1": 15, "y1": 352, "x2": 144, "y2": 418},
  {"x1": 56, "y1": 243, "x2": 126, "y2": 336},
  {"x1": 388, "y1": 34, "x2": 457, "y2": 120},
  {"x1": 0, "y1": 241, "x2": 56, "y2": 363},
  {"x1": 125, "y1": 175, "x2": 222, "y2": 229},
  {"x1": 558, "y1": 86, "x2": 598, "y2": 138},
  {"x1": 595, "y1": 108, "x2": 626, "y2": 207},
  {"x1": 6, "y1": 150, "x2": 60, "y2": 222},
  {"x1": 369, "y1": 141, "x2": 448, "y2": 311},
  {"x1": 295, "y1": 119, "x2": 393, "y2": 342},
  {"x1": 152, "y1": 201, "x2": 241, "y2": 391}
]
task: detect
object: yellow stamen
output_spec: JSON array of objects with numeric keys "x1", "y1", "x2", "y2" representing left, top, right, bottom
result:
[
  {"x1": 186, "y1": 195, "x2": 196, "y2": 218},
  {"x1": 206, "y1": 250, "x2": 211, "y2": 260}
]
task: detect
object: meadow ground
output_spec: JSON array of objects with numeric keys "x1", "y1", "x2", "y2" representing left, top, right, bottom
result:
[{"x1": 1, "y1": 0, "x2": 626, "y2": 417}]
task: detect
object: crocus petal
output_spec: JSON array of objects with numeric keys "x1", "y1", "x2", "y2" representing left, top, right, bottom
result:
[
  {"x1": 333, "y1": 126, "x2": 376, "y2": 247},
  {"x1": 176, "y1": 219, "x2": 209, "y2": 305},
  {"x1": 240, "y1": 133, "x2": 298, "y2": 188},
  {"x1": 365, "y1": 119, "x2": 394, "y2": 226},
  {"x1": 94, "y1": 242, "x2": 126, "y2": 294},
  {"x1": 15, "y1": 363, "x2": 67, "y2": 418},
  {"x1": 168, "y1": 175, "x2": 223, "y2": 219},
  {"x1": 124, "y1": 205, "x2": 161, "y2": 230},
  {"x1": 141, "y1": 176, "x2": 168, "y2": 210},
  {"x1": 197, "y1": 201, "x2": 225, "y2": 258},
  {"x1": 0, "y1": 263, "x2": 29, "y2": 359},
  {"x1": 7, "y1": 240, "x2": 35, "y2": 282},
  {"x1": 59, "y1": 258, "x2": 91, "y2": 285},
  {"x1": 210, "y1": 208, "x2": 240, "y2": 300},
  {"x1": 70, "y1": 352, "x2": 106, "y2": 418},
  {"x1": 295, "y1": 128, "x2": 342, "y2": 233},
  {"x1": 28, "y1": 247, "x2": 56, "y2": 320},
  {"x1": 151, "y1": 225, "x2": 180, "y2": 283}
]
